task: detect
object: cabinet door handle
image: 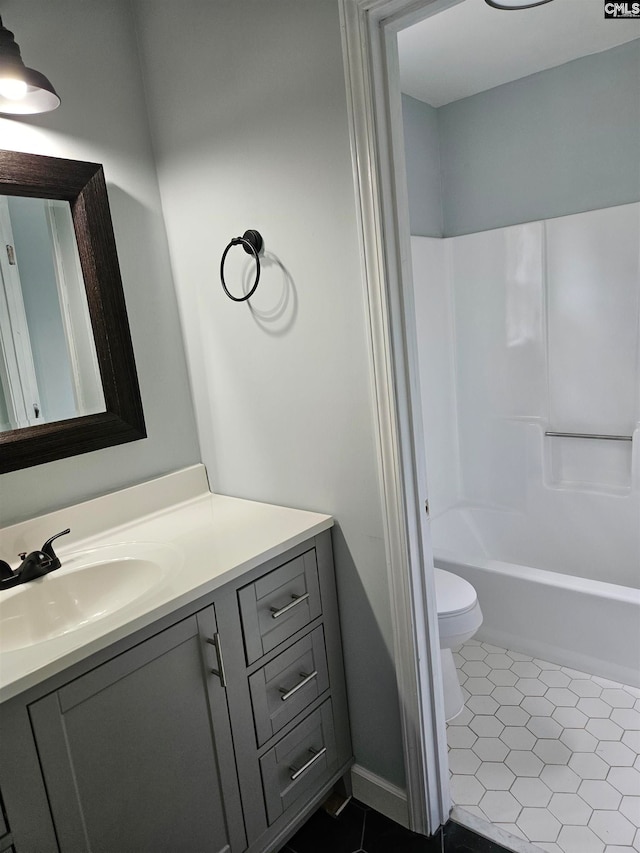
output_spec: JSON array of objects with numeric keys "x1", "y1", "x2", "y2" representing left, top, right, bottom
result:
[
  {"x1": 289, "y1": 746, "x2": 327, "y2": 781},
  {"x1": 279, "y1": 670, "x2": 318, "y2": 702},
  {"x1": 270, "y1": 592, "x2": 309, "y2": 620},
  {"x1": 206, "y1": 634, "x2": 227, "y2": 688}
]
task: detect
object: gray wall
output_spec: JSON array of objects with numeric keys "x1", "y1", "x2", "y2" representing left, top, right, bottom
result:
[
  {"x1": 0, "y1": 0, "x2": 200, "y2": 525},
  {"x1": 133, "y1": 0, "x2": 405, "y2": 788},
  {"x1": 401, "y1": 94, "x2": 443, "y2": 237},
  {"x1": 403, "y1": 40, "x2": 640, "y2": 236}
]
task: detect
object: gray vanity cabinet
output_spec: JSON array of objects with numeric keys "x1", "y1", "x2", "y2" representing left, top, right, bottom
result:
[
  {"x1": 29, "y1": 606, "x2": 246, "y2": 853},
  {"x1": 0, "y1": 529, "x2": 352, "y2": 853}
]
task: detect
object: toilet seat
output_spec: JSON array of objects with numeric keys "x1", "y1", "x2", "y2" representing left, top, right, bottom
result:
[
  {"x1": 435, "y1": 568, "x2": 483, "y2": 648},
  {"x1": 435, "y1": 568, "x2": 477, "y2": 616}
]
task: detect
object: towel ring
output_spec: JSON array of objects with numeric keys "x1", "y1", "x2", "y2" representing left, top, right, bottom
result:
[{"x1": 220, "y1": 229, "x2": 264, "y2": 302}]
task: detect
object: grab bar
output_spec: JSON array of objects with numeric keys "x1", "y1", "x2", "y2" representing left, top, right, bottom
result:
[{"x1": 545, "y1": 431, "x2": 632, "y2": 442}]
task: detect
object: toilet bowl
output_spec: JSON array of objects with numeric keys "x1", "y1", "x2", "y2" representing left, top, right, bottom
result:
[{"x1": 435, "y1": 568, "x2": 483, "y2": 721}]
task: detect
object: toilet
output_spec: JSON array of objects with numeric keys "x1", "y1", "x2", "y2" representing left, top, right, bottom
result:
[{"x1": 435, "y1": 568, "x2": 483, "y2": 721}]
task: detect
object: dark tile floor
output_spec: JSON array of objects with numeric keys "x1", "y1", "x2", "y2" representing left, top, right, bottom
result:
[{"x1": 284, "y1": 799, "x2": 514, "y2": 853}]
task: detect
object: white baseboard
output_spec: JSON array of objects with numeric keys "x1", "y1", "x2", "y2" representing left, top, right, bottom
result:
[
  {"x1": 350, "y1": 764, "x2": 409, "y2": 828},
  {"x1": 350, "y1": 767, "x2": 537, "y2": 852}
]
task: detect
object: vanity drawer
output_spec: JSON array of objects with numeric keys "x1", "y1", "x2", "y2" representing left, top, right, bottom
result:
[
  {"x1": 259, "y1": 701, "x2": 336, "y2": 825},
  {"x1": 238, "y1": 549, "x2": 322, "y2": 664},
  {"x1": 249, "y1": 626, "x2": 329, "y2": 746}
]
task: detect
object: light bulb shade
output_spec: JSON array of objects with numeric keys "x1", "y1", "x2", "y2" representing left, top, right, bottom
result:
[
  {"x1": 0, "y1": 17, "x2": 60, "y2": 114},
  {"x1": 485, "y1": 0, "x2": 555, "y2": 7},
  {"x1": 0, "y1": 66, "x2": 60, "y2": 114}
]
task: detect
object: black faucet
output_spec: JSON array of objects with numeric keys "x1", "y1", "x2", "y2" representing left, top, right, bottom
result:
[{"x1": 0, "y1": 529, "x2": 71, "y2": 590}]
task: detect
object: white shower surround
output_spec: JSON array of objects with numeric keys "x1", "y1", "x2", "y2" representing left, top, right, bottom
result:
[{"x1": 411, "y1": 203, "x2": 640, "y2": 685}]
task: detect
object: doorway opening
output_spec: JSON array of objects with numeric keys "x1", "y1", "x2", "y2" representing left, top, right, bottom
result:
[{"x1": 341, "y1": 1, "x2": 640, "y2": 850}]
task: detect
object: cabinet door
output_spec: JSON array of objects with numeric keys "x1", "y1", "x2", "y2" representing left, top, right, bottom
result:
[{"x1": 29, "y1": 609, "x2": 246, "y2": 853}]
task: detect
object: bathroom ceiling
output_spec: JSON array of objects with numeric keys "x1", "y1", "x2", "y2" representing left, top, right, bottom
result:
[{"x1": 397, "y1": 0, "x2": 640, "y2": 107}]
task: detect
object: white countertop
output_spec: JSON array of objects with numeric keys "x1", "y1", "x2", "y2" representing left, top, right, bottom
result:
[{"x1": 0, "y1": 465, "x2": 332, "y2": 702}]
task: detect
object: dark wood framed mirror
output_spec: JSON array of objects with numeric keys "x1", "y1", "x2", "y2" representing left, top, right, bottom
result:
[{"x1": 0, "y1": 150, "x2": 145, "y2": 474}]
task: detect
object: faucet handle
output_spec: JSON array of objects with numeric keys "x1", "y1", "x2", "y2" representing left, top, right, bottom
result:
[
  {"x1": 41, "y1": 529, "x2": 71, "y2": 566},
  {"x1": 0, "y1": 560, "x2": 15, "y2": 581}
]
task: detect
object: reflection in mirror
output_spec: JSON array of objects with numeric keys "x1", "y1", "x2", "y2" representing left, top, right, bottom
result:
[
  {"x1": 0, "y1": 195, "x2": 105, "y2": 431},
  {"x1": 0, "y1": 149, "x2": 146, "y2": 474}
]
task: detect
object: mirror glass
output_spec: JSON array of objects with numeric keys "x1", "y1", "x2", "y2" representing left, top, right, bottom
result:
[
  {"x1": 0, "y1": 194, "x2": 105, "y2": 432},
  {"x1": 0, "y1": 149, "x2": 145, "y2": 474}
]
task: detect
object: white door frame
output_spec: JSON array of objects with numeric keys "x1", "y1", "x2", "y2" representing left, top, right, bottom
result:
[
  {"x1": 45, "y1": 200, "x2": 104, "y2": 417},
  {"x1": 339, "y1": 0, "x2": 464, "y2": 836},
  {"x1": 0, "y1": 197, "x2": 42, "y2": 429}
]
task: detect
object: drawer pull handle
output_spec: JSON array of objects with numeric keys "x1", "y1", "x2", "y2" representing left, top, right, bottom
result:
[
  {"x1": 279, "y1": 670, "x2": 318, "y2": 702},
  {"x1": 270, "y1": 592, "x2": 310, "y2": 620},
  {"x1": 289, "y1": 746, "x2": 327, "y2": 781},
  {"x1": 206, "y1": 634, "x2": 227, "y2": 688}
]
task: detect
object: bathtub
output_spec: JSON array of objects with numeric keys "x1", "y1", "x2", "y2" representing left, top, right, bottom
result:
[{"x1": 432, "y1": 509, "x2": 640, "y2": 688}]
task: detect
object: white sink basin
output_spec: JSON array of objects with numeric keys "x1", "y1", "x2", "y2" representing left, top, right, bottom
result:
[{"x1": 0, "y1": 542, "x2": 178, "y2": 652}]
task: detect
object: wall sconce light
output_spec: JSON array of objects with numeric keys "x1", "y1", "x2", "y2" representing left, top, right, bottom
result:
[
  {"x1": 0, "y1": 16, "x2": 60, "y2": 114},
  {"x1": 485, "y1": 0, "x2": 555, "y2": 8}
]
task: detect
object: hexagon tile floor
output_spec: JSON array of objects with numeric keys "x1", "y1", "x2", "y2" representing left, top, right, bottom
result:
[{"x1": 448, "y1": 639, "x2": 640, "y2": 853}]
